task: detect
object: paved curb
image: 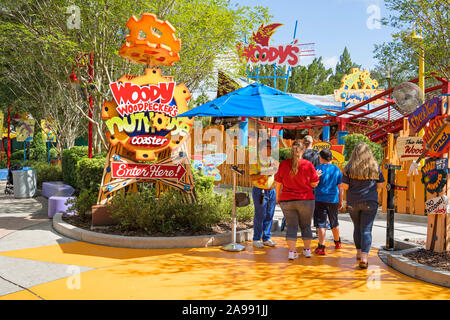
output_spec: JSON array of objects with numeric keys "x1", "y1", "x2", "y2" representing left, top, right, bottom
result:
[
  {"x1": 378, "y1": 240, "x2": 450, "y2": 288},
  {"x1": 52, "y1": 213, "x2": 253, "y2": 249}
]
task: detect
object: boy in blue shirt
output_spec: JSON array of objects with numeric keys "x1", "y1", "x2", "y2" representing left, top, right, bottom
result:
[{"x1": 314, "y1": 149, "x2": 343, "y2": 255}]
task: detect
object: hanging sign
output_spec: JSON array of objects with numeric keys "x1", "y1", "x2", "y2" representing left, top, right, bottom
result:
[
  {"x1": 236, "y1": 23, "x2": 308, "y2": 67},
  {"x1": 421, "y1": 158, "x2": 448, "y2": 194},
  {"x1": 111, "y1": 162, "x2": 186, "y2": 181},
  {"x1": 312, "y1": 142, "x2": 345, "y2": 163},
  {"x1": 333, "y1": 68, "x2": 384, "y2": 105},
  {"x1": 425, "y1": 195, "x2": 449, "y2": 215},
  {"x1": 16, "y1": 119, "x2": 35, "y2": 142},
  {"x1": 396, "y1": 137, "x2": 424, "y2": 161},
  {"x1": 423, "y1": 115, "x2": 450, "y2": 157},
  {"x1": 408, "y1": 97, "x2": 441, "y2": 133},
  {"x1": 41, "y1": 118, "x2": 56, "y2": 142}
]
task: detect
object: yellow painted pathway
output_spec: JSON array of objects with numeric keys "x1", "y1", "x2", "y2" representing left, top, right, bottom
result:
[{"x1": 0, "y1": 237, "x2": 449, "y2": 300}]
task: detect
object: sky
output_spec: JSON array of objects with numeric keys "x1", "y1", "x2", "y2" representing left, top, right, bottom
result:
[{"x1": 229, "y1": 0, "x2": 398, "y2": 71}]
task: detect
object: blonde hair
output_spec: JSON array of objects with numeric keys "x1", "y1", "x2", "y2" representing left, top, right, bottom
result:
[
  {"x1": 345, "y1": 142, "x2": 380, "y2": 180},
  {"x1": 290, "y1": 140, "x2": 305, "y2": 176}
]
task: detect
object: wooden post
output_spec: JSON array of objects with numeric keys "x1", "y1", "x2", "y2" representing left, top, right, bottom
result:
[{"x1": 426, "y1": 95, "x2": 450, "y2": 252}]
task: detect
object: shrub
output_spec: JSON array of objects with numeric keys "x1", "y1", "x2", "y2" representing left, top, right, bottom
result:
[
  {"x1": 343, "y1": 133, "x2": 383, "y2": 164},
  {"x1": 92, "y1": 152, "x2": 107, "y2": 159},
  {"x1": 49, "y1": 147, "x2": 59, "y2": 159},
  {"x1": 108, "y1": 187, "x2": 254, "y2": 235},
  {"x1": 65, "y1": 189, "x2": 97, "y2": 222},
  {"x1": 29, "y1": 130, "x2": 47, "y2": 162},
  {"x1": 10, "y1": 150, "x2": 24, "y2": 160},
  {"x1": 62, "y1": 146, "x2": 88, "y2": 188},
  {"x1": 279, "y1": 148, "x2": 291, "y2": 161},
  {"x1": 75, "y1": 157, "x2": 105, "y2": 193},
  {"x1": 1, "y1": 159, "x2": 24, "y2": 168},
  {"x1": 31, "y1": 162, "x2": 63, "y2": 188},
  {"x1": 193, "y1": 169, "x2": 215, "y2": 193}
]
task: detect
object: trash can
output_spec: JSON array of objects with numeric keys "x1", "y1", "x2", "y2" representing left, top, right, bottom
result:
[{"x1": 13, "y1": 168, "x2": 37, "y2": 198}]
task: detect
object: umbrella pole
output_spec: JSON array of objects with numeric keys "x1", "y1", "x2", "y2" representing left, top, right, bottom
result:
[{"x1": 222, "y1": 170, "x2": 245, "y2": 252}]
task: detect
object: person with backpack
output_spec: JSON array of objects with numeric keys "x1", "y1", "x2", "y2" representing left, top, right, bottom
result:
[{"x1": 313, "y1": 149, "x2": 343, "y2": 255}]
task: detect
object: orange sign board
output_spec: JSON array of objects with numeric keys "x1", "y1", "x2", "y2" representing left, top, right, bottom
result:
[
  {"x1": 103, "y1": 69, "x2": 193, "y2": 161},
  {"x1": 312, "y1": 142, "x2": 345, "y2": 163}
]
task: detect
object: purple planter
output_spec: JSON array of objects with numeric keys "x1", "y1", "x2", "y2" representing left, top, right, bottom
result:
[
  {"x1": 42, "y1": 181, "x2": 75, "y2": 198},
  {"x1": 48, "y1": 196, "x2": 76, "y2": 218}
]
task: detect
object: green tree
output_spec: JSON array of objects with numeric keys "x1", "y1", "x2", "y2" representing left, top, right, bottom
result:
[
  {"x1": 288, "y1": 57, "x2": 335, "y2": 94},
  {"x1": 329, "y1": 47, "x2": 361, "y2": 89},
  {"x1": 246, "y1": 57, "x2": 335, "y2": 95},
  {"x1": 370, "y1": 40, "x2": 418, "y2": 89},
  {"x1": 0, "y1": 0, "x2": 270, "y2": 153},
  {"x1": 380, "y1": 0, "x2": 449, "y2": 79}
]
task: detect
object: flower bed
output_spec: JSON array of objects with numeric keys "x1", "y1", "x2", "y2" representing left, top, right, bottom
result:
[
  {"x1": 404, "y1": 249, "x2": 450, "y2": 272},
  {"x1": 62, "y1": 214, "x2": 252, "y2": 237}
]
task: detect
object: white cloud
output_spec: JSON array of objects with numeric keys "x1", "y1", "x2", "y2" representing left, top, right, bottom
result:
[{"x1": 323, "y1": 56, "x2": 339, "y2": 69}]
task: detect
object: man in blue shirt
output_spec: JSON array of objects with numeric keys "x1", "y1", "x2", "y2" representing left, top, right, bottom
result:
[{"x1": 313, "y1": 149, "x2": 343, "y2": 255}]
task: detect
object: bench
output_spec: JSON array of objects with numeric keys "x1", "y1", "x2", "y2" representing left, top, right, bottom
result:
[
  {"x1": 48, "y1": 196, "x2": 76, "y2": 218},
  {"x1": 42, "y1": 181, "x2": 75, "y2": 198}
]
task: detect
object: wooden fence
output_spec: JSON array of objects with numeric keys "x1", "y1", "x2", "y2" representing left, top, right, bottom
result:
[
  {"x1": 189, "y1": 120, "x2": 441, "y2": 218},
  {"x1": 378, "y1": 119, "x2": 427, "y2": 215}
]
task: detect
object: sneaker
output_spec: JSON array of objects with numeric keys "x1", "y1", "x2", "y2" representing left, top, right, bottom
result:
[
  {"x1": 288, "y1": 251, "x2": 298, "y2": 260},
  {"x1": 334, "y1": 239, "x2": 342, "y2": 249},
  {"x1": 253, "y1": 240, "x2": 264, "y2": 249},
  {"x1": 303, "y1": 248, "x2": 312, "y2": 258},
  {"x1": 314, "y1": 245, "x2": 326, "y2": 255},
  {"x1": 263, "y1": 239, "x2": 276, "y2": 247}
]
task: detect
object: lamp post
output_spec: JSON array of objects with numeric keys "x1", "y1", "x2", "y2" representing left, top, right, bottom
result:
[
  {"x1": 411, "y1": 23, "x2": 425, "y2": 102},
  {"x1": 386, "y1": 71, "x2": 391, "y2": 122},
  {"x1": 70, "y1": 51, "x2": 94, "y2": 158},
  {"x1": 7, "y1": 107, "x2": 10, "y2": 168}
]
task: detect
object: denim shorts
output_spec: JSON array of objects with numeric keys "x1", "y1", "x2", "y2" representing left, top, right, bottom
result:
[{"x1": 314, "y1": 201, "x2": 339, "y2": 229}]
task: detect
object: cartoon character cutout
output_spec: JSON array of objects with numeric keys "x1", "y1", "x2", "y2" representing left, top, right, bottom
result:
[{"x1": 192, "y1": 153, "x2": 227, "y2": 181}]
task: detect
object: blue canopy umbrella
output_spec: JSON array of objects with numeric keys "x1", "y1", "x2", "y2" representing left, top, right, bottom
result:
[
  {"x1": 176, "y1": 83, "x2": 335, "y2": 118},
  {"x1": 176, "y1": 83, "x2": 334, "y2": 253}
]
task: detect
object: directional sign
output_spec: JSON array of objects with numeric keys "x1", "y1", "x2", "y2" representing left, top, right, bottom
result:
[{"x1": 110, "y1": 162, "x2": 186, "y2": 181}]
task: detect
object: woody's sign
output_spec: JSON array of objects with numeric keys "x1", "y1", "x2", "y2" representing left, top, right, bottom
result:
[
  {"x1": 103, "y1": 70, "x2": 193, "y2": 161},
  {"x1": 396, "y1": 137, "x2": 424, "y2": 161},
  {"x1": 95, "y1": 13, "x2": 197, "y2": 210}
]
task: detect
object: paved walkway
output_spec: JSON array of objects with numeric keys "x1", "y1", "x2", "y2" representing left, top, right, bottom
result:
[{"x1": 0, "y1": 181, "x2": 448, "y2": 300}]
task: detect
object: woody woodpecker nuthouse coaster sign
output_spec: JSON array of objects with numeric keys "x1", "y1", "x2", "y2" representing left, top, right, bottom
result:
[{"x1": 96, "y1": 13, "x2": 195, "y2": 216}]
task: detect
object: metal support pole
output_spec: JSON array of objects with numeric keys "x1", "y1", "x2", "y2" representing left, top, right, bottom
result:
[
  {"x1": 384, "y1": 164, "x2": 399, "y2": 250},
  {"x1": 232, "y1": 171, "x2": 236, "y2": 243},
  {"x1": 386, "y1": 165, "x2": 395, "y2": 249},
  {"x1": 7, "y1": 107, "x2": 10, "y2": 169},
  {"x1": 88, "y1": 50, "x2": 94, "y2": 158},
  {"x1": 222, "y1": 167, "x2": 245, "y2": 252},
  {"x1": 47, "y1": 141, "x2": 50, "y2": 164}
]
